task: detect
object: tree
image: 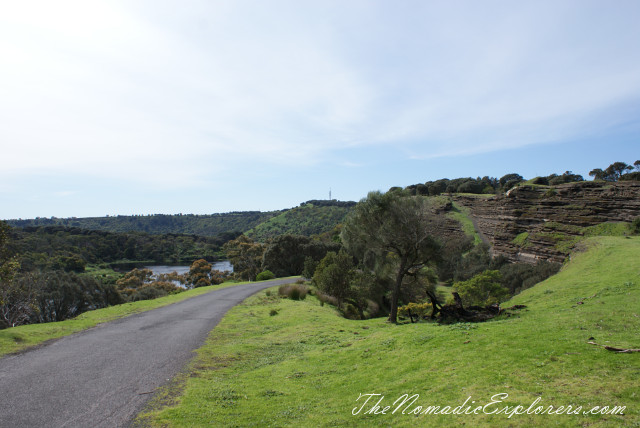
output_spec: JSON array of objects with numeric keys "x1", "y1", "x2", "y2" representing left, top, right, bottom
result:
[
  {"x1": 312, "y1": 250, "x2": 355, "y2": 306},
  {"x1": 262, "y1": 234, "x2": 310, "y2": 277},
  {"x1": 223, "y1": 235, "x2": 265, "y2": 281},
  {"x1": 0, "y1": 221, "x2": 19, "y2": 283},
  {"x1": 0, "y1": 221, "x2": 35, "y2": 328},
  {"x1": 590, "y1": 161, "x2": 634, "y2": 181},
  {"x1": 341, "y1": 191, "x2": 441, "y2": 323},
  {"x1": 187, "y1": 259, "x2": 212, "y2": 288},
  {"x1": 499, "y1": 173, "x2": 523, "y2": 191}
]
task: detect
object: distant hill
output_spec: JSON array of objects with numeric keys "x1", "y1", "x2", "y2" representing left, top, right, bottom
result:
[
  {"x1": 246, "y1": 200, "x2": 356, "y2": 242},
  {"x1": 5, "y1": 200, "x2": 356, "y2": 240},
  {"x1": 6, "y1": 211, "x2": 280, "y2": 237}
]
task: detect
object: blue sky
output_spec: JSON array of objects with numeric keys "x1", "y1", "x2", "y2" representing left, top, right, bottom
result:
[{"x1": 1, "y1": 0, "x2": 639, "y2": 219}]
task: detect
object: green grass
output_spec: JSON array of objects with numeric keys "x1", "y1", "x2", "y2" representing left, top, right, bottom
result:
[
  {"x1": 584, "y1": 222, "x2": 633, "y2": 237},
  {"x1": 448, "y1": 201, "x2": 483, "y2": 245},
  {"x1": 137, "y1": 236, "x2": 640, "y2": 427},
  {"x1": 512, "y1": 232, "x2": 530, "y2": 248},
  {"x1": 0, "y1": 281, "x2": 245, "y2": 356}
]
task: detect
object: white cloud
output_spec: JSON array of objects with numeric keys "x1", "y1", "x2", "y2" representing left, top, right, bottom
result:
[{"x1": 1, "y1": 0, "x2": 639, "y2": 190}]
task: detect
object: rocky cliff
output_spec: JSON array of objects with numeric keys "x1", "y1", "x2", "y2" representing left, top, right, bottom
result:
[{"x1": 453, "y1": 181, "x2": 640, "y2": 263}]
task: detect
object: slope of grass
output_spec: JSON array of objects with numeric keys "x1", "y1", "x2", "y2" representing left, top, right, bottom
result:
[
  {"x1": 137, "y1": 236, "x2": 640, "y2": 427},
  {"x1": 448, "y1": 200, "x2": 483, "y2": 245},
  {"x1": 0, "y1": 282, "x2": 242, "y2": 356}
]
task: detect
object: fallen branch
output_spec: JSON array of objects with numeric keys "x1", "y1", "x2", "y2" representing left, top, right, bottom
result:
[{"x1": 588, "y1": 341, "x2": 640, "y2": 353}]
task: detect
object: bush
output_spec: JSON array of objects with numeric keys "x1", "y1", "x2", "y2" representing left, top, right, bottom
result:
[
  {"x1": 210, "y1": 269, "x2": 228, "y2": 285},
  {"x1": 341, "y1": 302, "x2": 361, "y2": 320},
  {"x1": 631, "y1": 217, "x2": 640, "y2": 234},
  {"x1": 312, "y1": 250, "x2": 354, "y2": 304},
  {"x1": 315, "y1": 290, "x2": 339, "y2": 307},
  {"x1": 278, "y1": 284, "x2": 308, "y2": 300},
  {"x1": 398, "y1": 302, "x2": 433, "y2": 319},
  {"x1": 256, "y1": 270, "x2": 276, "y2": 281},
  {"x1": 454, "y1": 270, "x2": 509, "y2": 307},
  {"x1": 499, "y1": 261, "x2": 561, "y2": 294}
]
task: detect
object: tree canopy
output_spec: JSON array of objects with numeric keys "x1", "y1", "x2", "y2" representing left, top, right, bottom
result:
[{"x1": 341, "y1": 191, "x2": 441, "y2": 323}]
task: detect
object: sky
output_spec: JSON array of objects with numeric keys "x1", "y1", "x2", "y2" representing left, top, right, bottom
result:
[{"x1": 1, "y1": 0, "x2": 639, "y2": 219}]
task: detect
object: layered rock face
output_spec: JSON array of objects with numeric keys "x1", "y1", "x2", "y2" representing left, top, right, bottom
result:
[{"x1": 454, "y1": 182, "x2": 640, "y2": 263}]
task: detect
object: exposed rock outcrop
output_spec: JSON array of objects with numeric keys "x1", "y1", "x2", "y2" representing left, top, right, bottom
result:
[{"x1": 453, "y1": 182, "x2": 640, "y2": 263}]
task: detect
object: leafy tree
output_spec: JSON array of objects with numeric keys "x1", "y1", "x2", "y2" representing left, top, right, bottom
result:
[
  {"x1": 0, "y1": 221, "x2": 35, "y2": 328},
  {"x1": 454, "y1": 270, "x2": 509, "y2": 307},
  {"x1": 499, "y1": 173, "x2": 524, "y2": 191},
  {"x1": 0, "y1": 276, "x2": 39, "y2": 328},
  {"x1": 223, "y1": 235, "x2": 265, "y2": 281},
  {"x1": 116, "y1": 268, "x2": 154, "y2": 290},
  {"x1": 31, "y1": 271, "x2": 122, "y2": 323},
  {"x1": 312, "y1": 250, "x2": 355, "y2": 306},
  {"x1": 341, "y1": 191, "x2": 441, "y2": 323},
  {"x1": 262, "y1": 234, "x2": 310, "y2": 277},
  {"x1": 0, "y1": 221, "x2": 19, "y2": 283},
  {"x1": 302, "y1": 256, "x2": 318, "y2": 279},
  {"x1": 188, "y1": 259, "x2": 212, "y2": 288},
  {"x1": 590, "y1": 161, "x2": 635, "y2": 181},
  {"x1": 262, "y1": 234, "x2": 340, "y2": 277}
]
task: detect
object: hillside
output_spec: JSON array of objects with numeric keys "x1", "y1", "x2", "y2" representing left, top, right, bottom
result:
[
  {"x1": 137, "y1": 236, "x2": 640, "y2": 427},
  {"x1": 5, "y1": 201, "x2": 358, "y2": 241},
  {"x1": 6, "y1": 211, "x2": 279, "y2": 237},
  {"x1": 246, "y1": 200, "x2": 356, "y2": 242},
  {"x1": 454, "y1": 181, "x2": 640, "y2": 262}
]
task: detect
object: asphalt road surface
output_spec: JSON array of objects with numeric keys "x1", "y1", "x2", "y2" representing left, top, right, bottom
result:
[{"x1": 0, "y1": 278, "x2": 298, "y2": 428}]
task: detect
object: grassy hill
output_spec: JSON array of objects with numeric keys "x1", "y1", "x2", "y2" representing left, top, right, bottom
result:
[
  {"x1": 137, "y1": 236, "x2": 640, "y2": 427},
  {"x1": 246, "y1": 201, "x2": 355, "y2": 242}
]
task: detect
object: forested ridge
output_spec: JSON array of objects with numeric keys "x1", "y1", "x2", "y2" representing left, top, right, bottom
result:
[
  {"x1": 6, "y1": 211, "x2": 279, "y2": 237},
  {"x1": 7, "y1": 226, "x2": 236, "y2": 272}
]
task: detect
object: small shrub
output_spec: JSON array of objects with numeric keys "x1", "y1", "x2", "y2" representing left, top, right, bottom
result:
[
  {"x1": 278, "y1": 284, "x2": 308, "y2": 300},
  {"x1": 631, "y1": 217, "x2": 640, "y2": 234},
  {"x1": 256, "y1": 270, "x2": 276, "y2": 281},
  {"x1": 210, "y1": 269, "x2": 228, "y2": 285},
  {"x1": 341, "y1": 303, "x2": 361, "y2": 320},
  {"x1": 398, "y1": 302, "x2": 433, "y2": 319},
  {"x1": 269, "y1": 309, "x2": 279, "y2": 316},
  {"x1": 315, "y1": 290, "x2": 339, "y2": 307},
  {"x1": 454, "y1": 270, "x2": 509, "y2": 307}
]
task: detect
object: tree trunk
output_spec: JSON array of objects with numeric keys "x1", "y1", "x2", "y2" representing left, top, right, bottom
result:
[{"x1": 388, "y1": 259, "x2": 407, "y2": 323}]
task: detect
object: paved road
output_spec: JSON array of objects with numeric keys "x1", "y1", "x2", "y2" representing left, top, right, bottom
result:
[{"x1": 0, "y1": 278, "x2": 298, "y2": 428}]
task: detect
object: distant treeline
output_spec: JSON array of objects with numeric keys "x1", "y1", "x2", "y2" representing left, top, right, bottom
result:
[
  {"x1": 400, "y1": 160, "x2": 639, "y2": 196},
  {"x1": 7, "y1": 226, "x2": 239, "y2": 272},
  {"x1": 399, "y1": 171, "x2": 586, "y2": 197},
  {"x1": 6, "y1": 211, "x2": 279, "y2": 237}
]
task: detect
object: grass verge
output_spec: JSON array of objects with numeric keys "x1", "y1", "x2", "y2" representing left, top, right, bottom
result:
[{"x1": 137, "y1": 237, "x2": 640, "y2": 427}]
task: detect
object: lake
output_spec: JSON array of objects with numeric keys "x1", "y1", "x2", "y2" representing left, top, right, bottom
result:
[{"x1": 144, "y1": 260, "x2": 234, "y2": 276}]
